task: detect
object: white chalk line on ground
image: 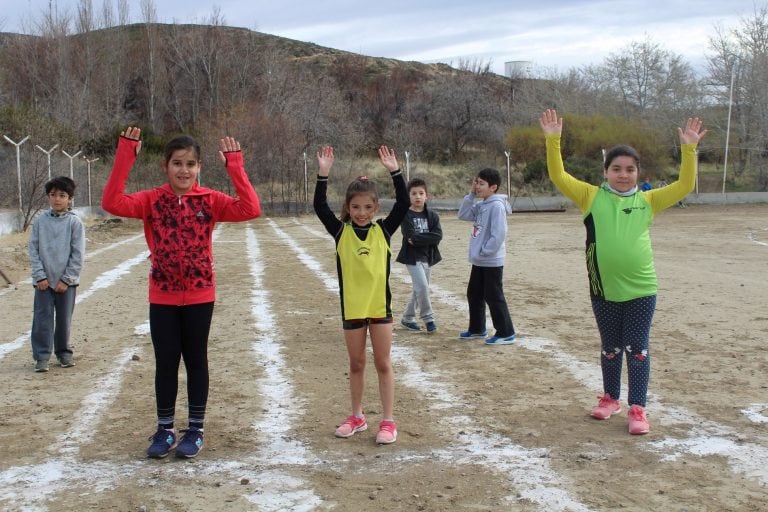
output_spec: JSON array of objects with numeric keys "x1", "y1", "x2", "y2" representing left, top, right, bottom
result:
[
  {"x1": 747, "y1": 229, "x2": 768, "y2": 247},
  {"x1": 290, "y1": 218, "x2": 768, "y2": 487},
  {"x1": 742, "y1": 404, "x2": 768, "y2": 424},
  {"x1": 279, "y1": 219, "x2": 590, "y2": 511},
  {"x1": 243, "y1": 224, "x2": 325, "y2": 511}
]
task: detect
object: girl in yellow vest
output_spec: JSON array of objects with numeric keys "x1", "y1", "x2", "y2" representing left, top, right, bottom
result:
[{"x1": 314, "y1": 145, "x2": 410, "y2": 444}]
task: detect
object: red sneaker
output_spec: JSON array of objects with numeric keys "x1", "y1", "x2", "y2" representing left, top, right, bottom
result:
[
  {"x1": 628, "y1": 405, "x2": 650, "y2": 435},
  {"x1": 375, "y1": 420, "x2": 397, "y2": 444},
  {"x1": 591, "y1": 393, "x2": 621, "y2": 420},
  {"x1": 334, "y1": 415, "x2": 367, "y2": 438}
]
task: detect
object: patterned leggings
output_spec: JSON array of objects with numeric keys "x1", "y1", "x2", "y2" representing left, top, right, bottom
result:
[{"x1": 591, "y1": 295, "x2": 656, "y2": 407}]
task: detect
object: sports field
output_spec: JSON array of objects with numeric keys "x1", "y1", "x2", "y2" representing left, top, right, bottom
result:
[{"x1": 0, "y1": 204, "x2": 766, "y2": 511}]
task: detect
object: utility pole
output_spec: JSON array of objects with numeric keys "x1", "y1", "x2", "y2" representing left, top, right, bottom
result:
[
  {"x1": 35, "y1": 143, "x2": 59, "y2": 180},
  {"x1": 84, "y1": 156, "x2": 99, "y2": 208},
  {"x1": 3, "y1": 135, "x2": 31, "y2": 225},
  {"x1": 404, "y1": 151, "x2": 411, "y2": 182},
  {"x1": 62, "y1": 149, "x2": 82, "y2": 207},
  {"x1": 504, "y1": 150, "x2": 511, "y2": 197}
]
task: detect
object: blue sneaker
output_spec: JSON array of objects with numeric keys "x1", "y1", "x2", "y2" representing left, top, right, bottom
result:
[
  {"x1": 458, "y1": 330, "x2": 487, "y2": 339},
  {"x1": 401, "y1": 319, "x2": 421, "y2": 331},
  {"x1": 147, "y1": 428, "x2": 177, "y2": 458},
  {"x1": 485, "y1": 334, "x2": 516, "y2": 345},
  {"x1": 425, "y1": 321, "x2": 438, "y2": 333},
  {"x1": 176, "y1": 427, "x2": 204, "y2": 458}
]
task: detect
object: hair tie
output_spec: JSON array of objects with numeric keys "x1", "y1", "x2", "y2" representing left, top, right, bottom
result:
[{"x1": 357, "y1": 175, "x2": 369, "y2": 182}]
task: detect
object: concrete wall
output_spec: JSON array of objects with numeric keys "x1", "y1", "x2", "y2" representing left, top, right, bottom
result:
[
  {"x1": 2, "y1": 191, "x2": 767, "y2": 236},
  {"x1": 0, "y1": 207, "x2": 101, "y2": 236}
]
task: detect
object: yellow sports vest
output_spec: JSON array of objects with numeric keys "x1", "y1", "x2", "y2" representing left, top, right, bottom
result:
[{"x1": 336, "y1": 222, "x2": 391, "y2": 320}]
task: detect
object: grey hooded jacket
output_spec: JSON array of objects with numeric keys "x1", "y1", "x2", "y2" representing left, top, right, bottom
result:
[
  {"x1": 29, "y1": 209, "x2": 86, "y2": 286},
  {"x1": 458, "y1": 193, "x2": 513, "y2": 267}
]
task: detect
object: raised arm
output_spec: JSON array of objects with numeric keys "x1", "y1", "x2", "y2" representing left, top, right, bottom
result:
[
  {"x1": 101, "y1": 126, "x2": 146, "y2": 218},
  {"x1": 540, "y1": 109, "x2": 595, "y2": 212},
  {"x1": 214, "y1": 136, "x2": 261, "y2": 221},
  {"x1": 314, "y1": 146, "x2": 342, "y2": 236},
  {"x1": 647, "y1": 117, "x2": 707, "y2": 212}
]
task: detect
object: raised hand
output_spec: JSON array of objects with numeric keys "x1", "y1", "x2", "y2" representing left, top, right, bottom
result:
[
  {"x1": 678, "y1": 117, "x2": 707, "y2": 145},
  {"x1": 120, "y1": 126, "x2": 142, "y2": 155},
  {"x1": 317, "y1": 145, "x2": 334, "y2": 177},
  {"x1": 218, "y1": 136, "x2": 241, "y2": 165},
  {"x1": 539, "y1": 109, "x2": 563, "y2": 135},
  {"x1": 378, "y1": 145, "x2": 399, "y2": 172}
]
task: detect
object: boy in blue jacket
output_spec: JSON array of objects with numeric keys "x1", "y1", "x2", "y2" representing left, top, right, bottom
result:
[{"x1": 457, "y1": 168, "x2": 516, "y2": 345}]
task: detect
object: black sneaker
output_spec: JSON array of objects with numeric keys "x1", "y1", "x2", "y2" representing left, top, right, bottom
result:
[
  {"x1": 59, "y1": 356, "x2": 75, "y2": 368},
  {"x1": 176, "y1": 427, "x2": 204, "y2": 458},
  {"x1": 425, "y1": 321, "x2": 438, "y2": 333},
  {"x1": 147, "y1": 428, "x2": 177, "y2": 458},
  {"x1": 34, "y1": 360, "x2": 49, "y2": 372}
]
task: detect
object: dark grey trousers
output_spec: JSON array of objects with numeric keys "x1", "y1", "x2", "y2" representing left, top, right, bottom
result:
[{"x1": 30, "y1": 286, "x2": 77, "y2": 361}]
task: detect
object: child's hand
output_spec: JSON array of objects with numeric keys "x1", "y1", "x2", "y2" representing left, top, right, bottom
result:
[
  {"x1": 317, "y1": 146, "x2": 334, "y2": 177},
  {"x1": 678, "y1": 117, "x2": 707, "y2": 145},
  {"x1": 539, "y1": 109, "x2": 562, "y2": 135},
  {"x1": 218, "y1": 136, "x2": 241, "y2": 165},
  {"x1": 35, "y1": 279, "x2": 49, "y2": 291},
  {"x1": 120, "y1": 126, "x2": 142, "y2": 155},
  {"x1": 378, "y1": 145, "x2": 399, "y2": 172},
  {"x1": 53, "y1": 281, "x2": 69, "y2": 293}
]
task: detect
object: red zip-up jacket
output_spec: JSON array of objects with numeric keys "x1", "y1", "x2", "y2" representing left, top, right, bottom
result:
[{"x1": 102, "y1": 136, "x2": 261, "y2": 305}]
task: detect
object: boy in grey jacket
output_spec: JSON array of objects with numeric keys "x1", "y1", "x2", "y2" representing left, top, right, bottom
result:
[
  {"x1": 29, "y1": 176, "x2": 85, "y2": 372},
  {"x1": 457, "y1": 168, "x2": 516, "y2": 345}
]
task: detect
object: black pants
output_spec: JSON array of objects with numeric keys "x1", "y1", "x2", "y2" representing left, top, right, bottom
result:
[
  {"x1": 149, "y1": 302, "x2": 214, "y2": 426},
  {"x1": 466, "y1": 265, "x2": 515, "y2": 337}
]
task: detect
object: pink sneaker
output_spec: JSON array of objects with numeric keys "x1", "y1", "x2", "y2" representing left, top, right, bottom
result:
[
  {"x1": 334, "y1": 415, "x2": 367, "y2": 438},
  {"x1": 591, "y1": 393, "x2": 621, "y2": 420},
  {"x1": 628, "y1": 405, "x2": 650, "y2": 435},
  {"x1": 375, "y1": 420, "x2": 397, "y2": 444}
]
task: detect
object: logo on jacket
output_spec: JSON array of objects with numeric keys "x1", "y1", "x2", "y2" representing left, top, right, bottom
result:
[
  {"x1": 622, "y1": 206, "x2": 646, "y2": 215},
  {"x1": 357, "y1": 246, "x2": 371, "y2": 256}
]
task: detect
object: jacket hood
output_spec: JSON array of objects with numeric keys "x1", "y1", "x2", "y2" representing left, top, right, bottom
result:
[{"x1": 485, "y1": 193, "x2": 513, "y2": 214}]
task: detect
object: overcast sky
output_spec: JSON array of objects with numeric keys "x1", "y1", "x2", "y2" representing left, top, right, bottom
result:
[{"x1": 1, "y1": 0, "x2": 761, "y2": 74}]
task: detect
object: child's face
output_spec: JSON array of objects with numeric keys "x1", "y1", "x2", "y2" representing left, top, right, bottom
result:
[
  {"x1": 409, "y1": 186, "x2": 428, "y2": 210},
  {"x1": 47, "y1": 188, "x2": 71, "y2": 213},
  {"x1": 348, "y1": 193, "x2": 379, "y2": 225},
  {"x1": 473, "y1": 178, "x2": 496, "y2": 199},
  {"x1": 163, "y1": 147, "x2": 201, "y2": 195},
  {"x1": 604, "y1": 156, "x2": 639, "y2": 193}
]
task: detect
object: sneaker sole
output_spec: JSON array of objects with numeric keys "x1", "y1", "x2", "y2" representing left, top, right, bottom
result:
[
  {"x1": 34, "y1": 368, "x2": 49, "y2": 373},
  {"x1": 376, "y1": 432, "x2": 398, "y2": 444},
  {"x1": 629, "y1": 426, "x2": 650, "y2": 435},
  {"x1": 147, "y1": 442, "x2": 178, "y2": 459},
  {"x1": 485, "y1": 339, "x2": 515, "y2": 345},
  {"x1": 176, "y1": 447, "x2": 202, "y2": 458},
  {"x1": 590, "y1": 408, "x2": 622, "y2": 420},
  {"x1": 334, "y1": 424, "x2": 368, "y2": 438}
]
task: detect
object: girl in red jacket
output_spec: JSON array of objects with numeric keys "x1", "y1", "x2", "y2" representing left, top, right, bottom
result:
[{"x1": 102, "y1": 127, "x2": 261, "y2": 458}]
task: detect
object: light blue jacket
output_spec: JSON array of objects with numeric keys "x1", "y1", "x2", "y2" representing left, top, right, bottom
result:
[
  {"x1": 458, "y1": 193, "x2": 513, "y2": 267},
  {"x1": 29, "y1": 209, "x2": 85, "y2": 286}
]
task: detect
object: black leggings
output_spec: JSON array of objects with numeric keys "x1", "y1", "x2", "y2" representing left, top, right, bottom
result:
[{"x1": 149, "y1": 302, "x2": 214, "y2": 426}]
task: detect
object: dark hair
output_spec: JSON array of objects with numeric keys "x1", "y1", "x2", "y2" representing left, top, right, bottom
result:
[
  {"x1": 407, "y1": 177, "x2": 428, "y2": 193},
  {"x1": 476, "y1": 168, "x2": 501, "y2": 190},
  {"x1": 45, "y1": 176, "x2": 76, "y2": 197},
  {"x1": 604, "y1": 145, "x2": 640, "y2": 171},
  {"x1": 164, "y1": 135, "x2": 201, "y2": 163},
  {"x1": 341, "y1": 176, "x2": 378, "y2": 222}
]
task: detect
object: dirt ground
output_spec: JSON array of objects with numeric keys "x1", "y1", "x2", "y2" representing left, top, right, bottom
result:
[{"x1": 0, "y1": 204, "x2": 766, "y2": 512}]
